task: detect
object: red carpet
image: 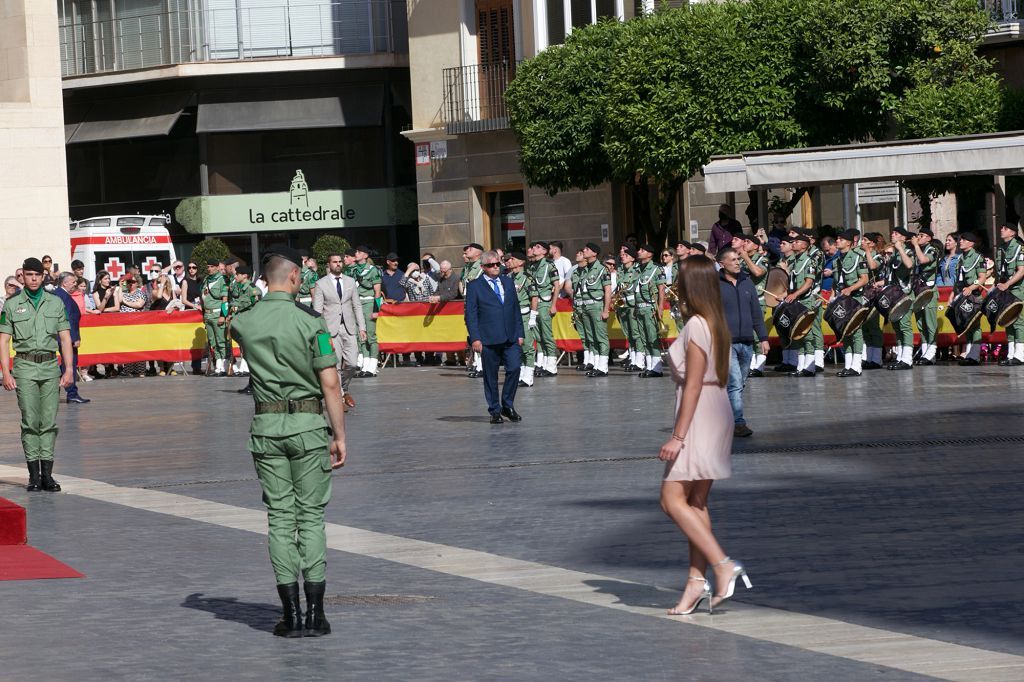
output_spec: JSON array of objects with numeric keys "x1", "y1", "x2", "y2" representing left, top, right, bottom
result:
[
  {"x1": 0, "y1": 497, "x2": 27, "y2": 545},
  {"x1": 0, "y1": 545, "x2": 84, "y2": 580}
]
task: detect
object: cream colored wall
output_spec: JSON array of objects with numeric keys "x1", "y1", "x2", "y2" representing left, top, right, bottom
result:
[
  {"x1": 0, "y1": 0, "x2": 69, "y2": 279},
  {"x1": 407, "y1": 0, "x2": 463, "y2": 129}
]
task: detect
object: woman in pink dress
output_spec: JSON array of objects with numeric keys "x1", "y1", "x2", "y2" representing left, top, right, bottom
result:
[{"x1": 659, "y1": 256, "x2": 752, "y2": 615}]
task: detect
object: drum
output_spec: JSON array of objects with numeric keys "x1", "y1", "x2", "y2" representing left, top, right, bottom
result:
[
  {"x1": 944, "y1": 293, "x2": 984, "y2": 339},
  {"x1": 763, "y1": 267, "x2": 788, "y2": 308},
  {"x1": 983, "y1": 288, "x2": 1024, "y2": 329},
  {"x1": 773, "y1": 300, "x2": 815, "y2": 346},
  {"x1": 824, "y1": 295, "x2": 870, "y2": 344},
  {"x1": 911, "y1": 278, "x2": 936, "y2": 313},
  {"x1": 867, "y1": 284, "x2": 913, "y2": 323}
]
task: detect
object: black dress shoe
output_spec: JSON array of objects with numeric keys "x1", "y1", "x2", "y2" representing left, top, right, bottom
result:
[
  {"x1": 637, "y1": 370, "x2": 649, "y2": 378},
  {"x1": 915, "y1": 358, "x2": 935, "y2": 366},
  {"x1": 303, "y1": 581, "x2": 331, "y2": 637},
  {"x1": 501, "y1": 407, "x2": 522, "y2": 422},
  {"x1": 466, "y1": 370, "x2": 480, "y2": 378},
  {"x1": 789, "y1": 369, "x2": 815, "y2": 377},
  {"x1": 489, "y1": 413, "x2": 504, "y2": 424},
  {"x1": 815, "y1": 365, "x2": 825, "y2": 373},
  {"x1": 575, "y1": 363, "x2": 592, "y2": 372},
  {"x1": 66, "y1": 395, "x2": 90, "y2": 404},
  {"x1": 534, "y1": 368, "x2": 551, "y2": 378},
  {"x1": 645, "y1": 371, "x2": 663, "y2": 378},
  {"x1": 586, "y1": 370, "x2": 608, "y2": 377},
  {"x1": 518, "y1": 380, "x2": 531, "y2": 388},
  {"x1": 773, "y1": 363, "x2": 796, "y2": 373},
  {"x1": 273, "y1": 583, "x2": 305, "y2": 638},
  {"x1": 25, "y1": 461, "x2": 41, "y2": 492},
  {"x1": 958, "y1": 358, "x2": 980, "y2": 366},
  {"x1": 836, "y1": 369, "x2": 862, "y2": 377},
  {"x1": 998, "y1": 358, "x2": 1011, "y2": 366},
  {"x1": 1011, "y1": 359, "x2": 1023, "y2": 366},
  {"x1": 748, "y1": 369, "x2": 764, "y2": 378},
  {"x1": 861, "y1": 361, "x2": 882, "y2": 370},
  {"x1": 888, "y1": 361, "x2": 912, "y2": 371}
]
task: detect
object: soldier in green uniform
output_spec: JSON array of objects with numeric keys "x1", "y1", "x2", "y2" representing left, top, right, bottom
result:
[
  {"x1": 569, "y1": 250, "x2": 588, "y2": 368},
  {"x1": 995, "y1": 222, "x2": 1024, "y2": 365},
  {"x1": 882, "y1": 228, "x2": 916, "y2": 370},
  {"x1": 806, "y1": 232, "x2": 827, "y2": 371},
  {"x1": 632, "y1": 244, "x2": 665, "y2": 378},
  {"x1": 228, "y1": 265, "x2": 261, "y2": 380},
  {"x1": 460, "y1": 243, "x2": 484, "y2": 377},
  {"x1": 772, "y1": 237, "x2": 800, "y2": 372},
  {"x1": 861, "y1": 234, "x2": 886, "y2": 369},
  {"x1": 737, "y1": 235, "x2": 769, "y2": 376},
  {"x1": 785, "y1": 233, "x2": 821, "y2": 377},
  {"x1": 911, "y1": 228, "x2": 940, "y2": 365},
  {"x1": 298, "y1": 255, "x2": 318, "y2": 306},
  {"x1": 231, "y1": 245, "x2": 348, "y2": 638},
  {"x1": 833, "y1": 229, "x2": 870, "y2": 377},
  {"x1": 526, "y1": 241, "x2": 561, "y2": 377},
  {"x1": 617, "y1": 245, "x2": 642, "y2": 372},
  {"x1": 565, "y1": 243, "x2": 611, "y2": 377},
  {"x1": 953, "y1": 232, "x2": 988, "y2": 365},
  {"x1": 202, "y1": 259, "x2": 230, "y2": 376},
  {"x1": 350, "y1": 246, "x2": 382, "y2": 377},
  {"x1": 0, "y1": 258, "x2": 74, "y2": 492},
  {"x1": 506, "y1": 252, "x2": 537, "y2": 386}
]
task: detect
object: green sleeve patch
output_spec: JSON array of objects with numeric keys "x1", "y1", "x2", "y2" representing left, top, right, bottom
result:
[{"x1": 316, "y1": 332, "x2": 333, "y2": 356}]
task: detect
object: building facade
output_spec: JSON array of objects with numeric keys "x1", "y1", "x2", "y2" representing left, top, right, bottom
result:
[
  {"x1": 58, "y1": 0, "x2": 415, "y2": 270},
  {"x1": 1, "y1": 0, "x2": 70, "y2": 279}
]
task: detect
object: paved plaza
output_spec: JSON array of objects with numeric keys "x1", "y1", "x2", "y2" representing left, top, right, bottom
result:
[{"x1": 2, "y1": 362, "x2": 1024, "y2": 681}]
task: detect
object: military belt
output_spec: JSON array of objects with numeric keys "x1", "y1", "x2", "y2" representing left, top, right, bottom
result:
[
  {"x1": 18, "y1": 351, "x2": 56, "y2": 363},
  {"x1": 255, "y1": 398, "x2": 323, "y2": 415},
  {"x1": 580, "y1": 300, "x2": 604, "y2": 307},
  {"x1": 359, "y1": 296, "x2": 375, "y2": 301}
]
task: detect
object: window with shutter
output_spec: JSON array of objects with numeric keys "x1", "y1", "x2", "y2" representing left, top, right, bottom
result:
[{"x1": 475, "y1": 0, "x2": 516, "y2": 120}]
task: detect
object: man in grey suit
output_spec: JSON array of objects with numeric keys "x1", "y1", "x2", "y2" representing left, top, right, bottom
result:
[{"x1": 313, "y1": 253, "x2": 366, "y2": 409}]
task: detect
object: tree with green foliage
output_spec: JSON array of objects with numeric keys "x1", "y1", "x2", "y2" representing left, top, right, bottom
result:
[
  {"x1": 311, "y1": 234, "x2": 352, "y2": 276},
  {"x1": 189, "y1": 238, "x2": 231, "y2": 270}
]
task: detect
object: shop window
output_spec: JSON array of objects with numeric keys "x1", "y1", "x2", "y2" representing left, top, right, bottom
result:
[{"x1": 485, "y1": 188, "x2": 526, "y2": 252}]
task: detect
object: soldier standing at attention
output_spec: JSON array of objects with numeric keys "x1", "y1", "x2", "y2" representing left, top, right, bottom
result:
[
  {"x1": 833, "y1": 229, "x2": 869, "y2": 377},
  {"x1": 883, "y1": 228, "x2": 917, "y2": 371},
  {"x1": 0, "y1": 258, "x2": 75, "y2": 492},
  {"x1": 736, "y1": 235, "x2": 769, "y2": 376},
  {"x1": 298, "y1": 255, "x2": 318, "y2": 306},
  {"x1": 861, "y1": 235, "x2": 886, "y2": 369},
  {"x1": 617, "y1": 245, "x2": 642, "y2": 372},
  {"x1": 953, "y1": 232, "x2": 988, "y2": 366},
  {"x1": 231, "y1": 246, "x2": 348, "y2": 638},
  {"x1": 784, "y1": 233, "x2": 821, "y2": 377},
  {"x1": 229, "y1": 265, "x2": 261, "y2": 382},
  {"x1": 633, "y1": 244, "x2": 666, "y2": 378},
  {"x1": 351, "y1": 246, "x2": 382, "y2": 378},
  {"x1": 995, "y1": 222, "x2": 1024, "y2": 366},
  {"x1": 569, "y1": 249, "x2": 588, "y2": 367},
  {"x1": 911, "y1": 228, "x2": 940, "y2": 366},
  {"x1": 506, "y1": 252, "x2": 537, "y2": 387},
  {"x1": 202, "y1": 259, "x2": 230, "y2": 376},
  {"x1": 526, "y1": 241, "x2": 561, "y2": 377},
  {"x1": 566, "y1": 243, "x2": 612, "y2": 377}
]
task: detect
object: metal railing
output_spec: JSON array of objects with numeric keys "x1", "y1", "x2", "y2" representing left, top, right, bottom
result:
[
  {"x1": 59, "y1": 0, "x2": 408, "y2": 78},
  {"x1": 981, "y1": 0, "x2": 1020, "y2": 22},
  {"x1": 442, "y1": 61, "x2": 518, "y2": 135}
]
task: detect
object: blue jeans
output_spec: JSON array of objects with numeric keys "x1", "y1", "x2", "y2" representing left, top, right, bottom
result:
[{"x1": 728, "y1": 343, "x2": 753, "y2": 425}]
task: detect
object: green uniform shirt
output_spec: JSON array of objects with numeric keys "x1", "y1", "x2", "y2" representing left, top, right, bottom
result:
[
  {"x1": 956, "y1": 249, "x2": 985, "y2": 293},
  {"x1": 299, "y1": 267, "x2": 318, "y2": 297},
  {"x1": 0, "y1": 289, "x2": 70, "y2": 355},
  {"x1": 836, "y1": 248, "x2": 869, "y2": 302},
  {"x1": 201, "y1": 273, "x2": 229, "y2": 316},
  {"x1": 231, "y1": 291, "x2": 338, "y2": 439},
  {"x1": 350, "y1": 262, "x2": 381, "y2": 302},
  {"x1": 808, "y1": 245, "x2": 824, "y2": 285},
  {"x1": 743, "y1": 253, "x2": 769, "y2": 305},
  {"x1": 231, "y1": 280, "x2": 261, "y2": 314},
  {"x1": 789, "y1": 251, "x2": 820, "y2": 306},
  {"x1": 528, "y1": 258, "x2": 559, "y2": 304},
  {"x1": 512, "y1": 270, "x2": 533, "y2": 312},
  {"x1": 575, "y1": 260, "x2": 610, "y2": 305},
  {"x1": 618, "y1": 263, "x2": 639, "y2": 306},
  {"x1": 460, "y1": 259, "x2": 482, "y2": 292},
  {"x1": 917, "y1": 243, "x2": 940, "y2": 287},
  {"x1": 886, "y1": 244, "x2": 914, "y2": 293},
  {"x1": 634, "y1": 261, "x2": 662, "y2": 306},
  {"x1": 998, "y1": 238, "x2": 1024, "y2": 295}
]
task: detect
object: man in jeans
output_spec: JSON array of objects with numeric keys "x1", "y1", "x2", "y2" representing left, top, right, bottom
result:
[{"x1": 716, "y1": 247, "x2": 769, "y2": 437}]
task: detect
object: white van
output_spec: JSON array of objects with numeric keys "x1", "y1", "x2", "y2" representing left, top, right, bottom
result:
[{"x1": 69, "y1": 215, "x2": 177, "y2": 285}]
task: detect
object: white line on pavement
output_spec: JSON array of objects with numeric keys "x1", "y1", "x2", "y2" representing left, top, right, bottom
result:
[{"x1": 2, "y1": 464, "x2": 1021, "y2": 682}]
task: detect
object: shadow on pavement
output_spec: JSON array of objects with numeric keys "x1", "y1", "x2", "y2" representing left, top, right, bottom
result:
[
  {"x1": 582, "y1": 579, "x2": 674, "y2": 609},
  {"x1": 181, "y1": 593, "x2": 278, "y2": 633}
]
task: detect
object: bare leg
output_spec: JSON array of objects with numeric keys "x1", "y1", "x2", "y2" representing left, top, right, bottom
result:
[{"x1": 662, "y1": 480, "x2": 725, "y2": 612}]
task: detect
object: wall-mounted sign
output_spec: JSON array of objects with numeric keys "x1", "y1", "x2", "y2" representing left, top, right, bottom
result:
[
  {"x1": 689, "y1": 220, "x2": 699, "y2": 241},
  {"x1": 175, "y1": 170, "x2": 417, "y2": 234},
  {"x1": 857, "y1": 181, "x2": 900, "y2": 205},
  {"x1": 415, "y1": 143, "x2": 431, "y2": 166},
  {"x1": 429, "y1": 140, "x2": 448, "y2": 161}
]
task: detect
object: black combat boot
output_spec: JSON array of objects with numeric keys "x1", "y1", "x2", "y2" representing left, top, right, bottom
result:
[
  {"x1": 39, "y1": 461, "x2": 60, "y2": 492},
  {"x1": 273, "y1": 583, "x2": 304, "y2": 638},
  {"x1": 303, "y1": 581, "x2": 331, "y2": 637},
  {"x1": 25, "y1": 461, "x2": 41, "y2": 492}
]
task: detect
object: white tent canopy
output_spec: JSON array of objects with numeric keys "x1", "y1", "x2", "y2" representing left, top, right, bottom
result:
[{"x1": 702, "y1": 132, "x2": 1024, "y2": 194}]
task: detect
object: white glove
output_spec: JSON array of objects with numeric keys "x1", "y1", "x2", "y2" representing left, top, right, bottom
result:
[{"x1": 528, "y1": 310, "x2": 538, "y2": 328}]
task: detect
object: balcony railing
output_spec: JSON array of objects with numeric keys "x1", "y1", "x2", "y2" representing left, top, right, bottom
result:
[
  {"x1": 981, "y1": 0, "x2": 1020, "y2": 22},
  {"x1": 442, "y1": 61, "x2": 517, "y2": 135},
  {"x1": 59, "y1": 0, "x2": 408, "y2": 78}
]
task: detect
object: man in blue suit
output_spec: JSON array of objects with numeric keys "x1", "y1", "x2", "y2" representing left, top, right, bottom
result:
[
  {"x1": 53, "y1": 273, "x2": 90, "y2": 404},
  {"x1": 464, "y1": 250, "x2": 524, "y2": 424}
]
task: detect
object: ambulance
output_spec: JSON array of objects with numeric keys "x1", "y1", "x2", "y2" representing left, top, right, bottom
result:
[{"x1": 69, "y1": 215, "x2": 177, "y2": 284}]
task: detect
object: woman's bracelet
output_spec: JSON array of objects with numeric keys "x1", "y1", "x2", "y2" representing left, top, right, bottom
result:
[{"x1": 671, "y1": 433, "x2": 685, "y2": 443}]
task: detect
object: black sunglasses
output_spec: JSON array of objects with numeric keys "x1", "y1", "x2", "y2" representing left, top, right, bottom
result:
[{"x1": 482, "y1": 262, "x2": 501, "y2": 267}]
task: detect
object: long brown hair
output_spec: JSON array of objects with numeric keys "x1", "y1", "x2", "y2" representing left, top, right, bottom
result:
[{"x1": 676, "y1": 256, "x2": 730, "y2": 387}]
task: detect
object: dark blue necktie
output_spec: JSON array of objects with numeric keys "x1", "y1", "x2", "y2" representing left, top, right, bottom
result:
[{"x1": 335, "y1": 277, "x2": 343, "y2": 299}]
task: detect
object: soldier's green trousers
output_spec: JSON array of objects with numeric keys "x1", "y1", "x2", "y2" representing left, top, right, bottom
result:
[
  {"x1": 634, "y1": 304, "x2": 660, "y2": 356},
  {"x1": 535, "y1": 301, "x2": 557, "y2": 357},
  {"x1": 616, "y1": 307, "x2": 634, "y2": 352},
  {"x1": 915, "y1": 296, "x2": 938, "y2": 347},
  {"x1": 843, "y1": 327, "x2": 865, "y2": 355},
  {"x1": 359, "y1": 300, "x2": 378, "y2": 358},
  {"x1": 893, "y1": 313, "x2": 914, "y2": 347},
  {"x1": 250, "y1": 429, "x2": 332, "y2": 585},
  {"x1": 13, "y1": 360, "x2": 60, "y2": 462},
  {"x1": 800, "y1": 304, "x2": 822, "y2": 354},
  {"x1": 815, "y1": 307, "x2": 825, "y2": 352},
  {"x1": 520, "y1": 313, "x2": 536, "y2": 367},
  {"x1": 863, "y1": 313, "x2": 884, "y2": 349},
  {"x1": 580, "y1": 304, "x2": 609, "y2": 357},
  {"x1": 204, "y1": 314, "x2": 227, "y2": 361}
]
